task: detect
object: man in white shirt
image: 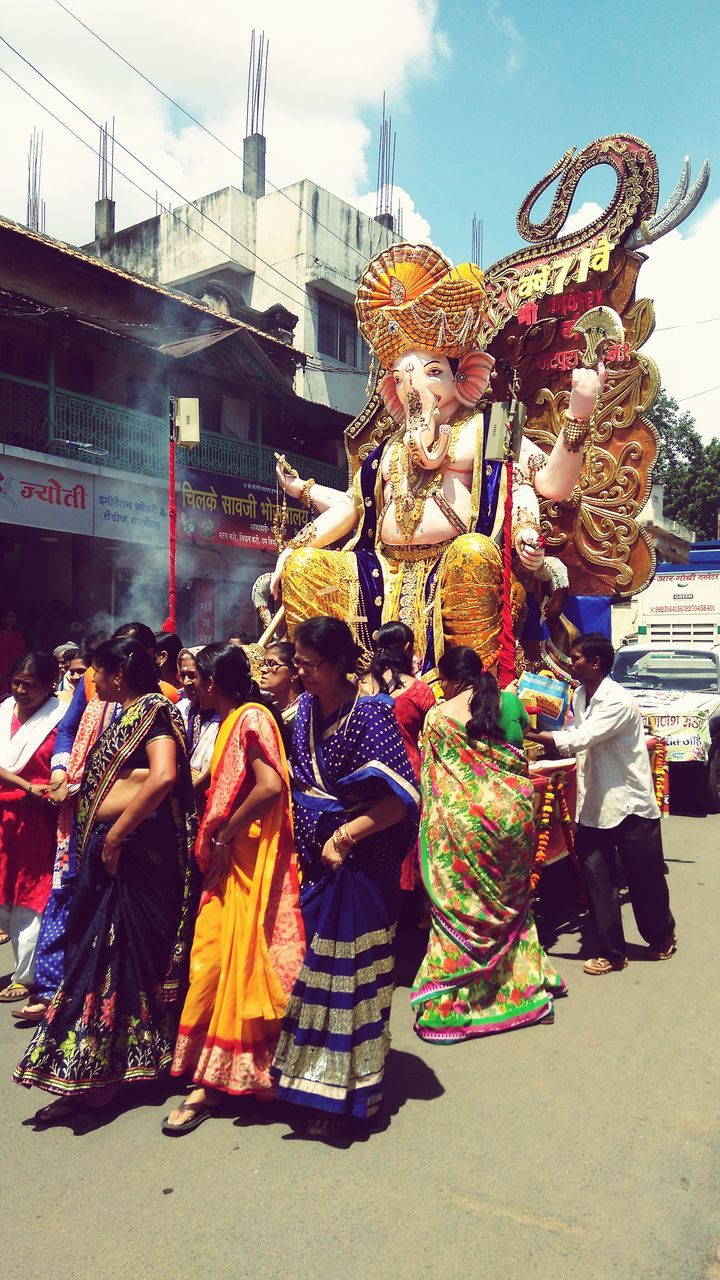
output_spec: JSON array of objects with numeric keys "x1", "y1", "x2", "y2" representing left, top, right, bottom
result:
[{"x1": 532, "y1": 633, "x2": 676, "y2": 976}]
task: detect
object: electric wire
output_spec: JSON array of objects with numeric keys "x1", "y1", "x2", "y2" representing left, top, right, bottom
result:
[
  {"x1": 0, "y1": 34, "x2": 320, "y2": 315},
  {"x1": 52, "y1": 0, "x2": 388, "y2": 269}
]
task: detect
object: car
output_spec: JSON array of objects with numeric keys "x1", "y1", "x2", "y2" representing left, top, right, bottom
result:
[{"x1": 611, "y1": 644, "x2": 720, "y2": 813}]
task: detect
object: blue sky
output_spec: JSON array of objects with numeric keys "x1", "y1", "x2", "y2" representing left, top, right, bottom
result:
[{"x1": 376, "y1": 0, "x2": 719, "y2": 267}]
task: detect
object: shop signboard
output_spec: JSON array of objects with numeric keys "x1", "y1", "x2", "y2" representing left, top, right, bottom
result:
[
  {"x1": 94, "y1": 475, "x2": 167, "y2": 545},
  {"x1": 177, "y1": 464, "x2": 307, "y2": 553},
  {"x1": 0, "y1": 453, "x2": 92, "y2": 535}
]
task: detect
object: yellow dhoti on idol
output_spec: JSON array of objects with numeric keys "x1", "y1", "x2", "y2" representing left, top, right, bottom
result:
[{"x1": 281, "y1": 532, "x2": 526, "y2": 675}]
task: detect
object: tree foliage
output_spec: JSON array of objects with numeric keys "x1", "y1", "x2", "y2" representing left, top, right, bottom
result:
[{"x1": 646, "y1": 389, "x2": 720, "y2": 540}]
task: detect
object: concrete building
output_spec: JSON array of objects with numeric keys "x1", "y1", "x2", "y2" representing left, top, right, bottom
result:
[
  {"x1": 639, "y1": 483, "x2": 695, "y2": 565},
  {"x1": 84, "y1": 134, "x2": 400, "y2": 422},
  {"x1": 0, "y1": 214, "x2": 345, "y2": 646}
]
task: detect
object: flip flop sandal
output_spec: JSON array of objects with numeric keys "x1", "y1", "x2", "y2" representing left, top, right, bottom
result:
[
  {"x1": 302, "y1": 1114, "x2": 353, "y2": 1139},
  {"x1": 33, "y1": 1097, "x2": 85, "y2": 1126},
  {"x1": 583, "y1": 957, "x2": 628, "y2": 975},
  {"x1": 161, "y1": 1103, "x2": 214, "y2": 1135},
  {"x1": 11, "y1": 1005, "x2": 47, "y2": 1024},
  {"x1": 0, "y1": 931, "x2": 10, "y2": 945},
  {"x1": 648, "y1": 937, "x2": 677, "y2": 961},
  {"x1": 0, "y1": 982, "x2": 30, "y2": 1002}
]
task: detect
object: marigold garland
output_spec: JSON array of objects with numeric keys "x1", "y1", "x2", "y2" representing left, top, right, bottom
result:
[
  {"x1": 648, "y1": 737, "x2": 669, "y2": 814},
  {"x1": 530, "y1": 775, "x2": 555, "y2": 890}
]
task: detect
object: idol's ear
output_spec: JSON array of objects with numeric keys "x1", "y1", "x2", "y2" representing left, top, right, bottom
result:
[
  {"x1": 379, "y1": 371, "x2": 405, "y2": 422},
  {"x1": 454, "y1": 349, "x2": 495, "y2": 406}
]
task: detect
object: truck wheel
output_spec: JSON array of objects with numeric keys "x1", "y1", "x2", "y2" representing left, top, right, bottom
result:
[{"x1": 708, "y1": 745, "x2": 720, "y2": 814}]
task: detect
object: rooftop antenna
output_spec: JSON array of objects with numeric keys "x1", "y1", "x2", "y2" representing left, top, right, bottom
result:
[
  {"x1": 375, "y1": 94, "x2": 396, "y2": 231},
  {"x1": 95, "y1": 118, "x2": 116, "y2": 240},
  {"x1": 26, "y1": 127, "x2": 46, "y2": 233},
  {"x1": 471, "y1": 212, "x2": 483, "y2": 268},
  {"x1": 243, "y1": 29, "x2": 269, "y2": 198},
  {"x1": 396, "y1": 201, "x2": 404, "y2": 238},
  {"x1": 97, "y1": 117, "x2": 115, "y2": 202}
]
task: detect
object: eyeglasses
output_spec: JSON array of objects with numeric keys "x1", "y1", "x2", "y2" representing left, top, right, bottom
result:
[
  {"x1": 261, "y1": 660, "x2": 289, "y2": 672},
  {"x1": 293, "y1": 657, "x2": 327, "y2": 673}
]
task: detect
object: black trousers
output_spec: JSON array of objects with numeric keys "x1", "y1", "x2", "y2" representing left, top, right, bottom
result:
[{"x1": 575, "y1": 815, "x2": 675, "y2": 967}]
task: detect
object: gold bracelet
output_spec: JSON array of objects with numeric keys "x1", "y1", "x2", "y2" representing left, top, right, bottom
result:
[
  {"x1": 561, "y1": 412, "x2": 591, "y2": 453},
  {"x1": 287, "y1": 520, "x2": 317, "y2": 550},
  {"x1": 300, "y1": 478, "x2": 316, "y2": 509},
  {"x1": 511, "y1": 507, "x2": 541, "y2": 545}
]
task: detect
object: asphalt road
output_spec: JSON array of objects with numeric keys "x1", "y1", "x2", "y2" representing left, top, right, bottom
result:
[{"x1": 1, "y1": 813, "x2": 718, "y2": 1280}]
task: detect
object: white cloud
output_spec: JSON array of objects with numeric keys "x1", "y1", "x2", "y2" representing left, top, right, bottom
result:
[
  {"x1": 0, "y1": 0, "x2": 441, "y2": 245},
  {"x1": 352, "y1": 185, "x2": 432, "y2": 243},
  {"x1": 487, "y1": 0, "x2": 526, "y2": 79},
  {"x1": 642, "y1": 198, "x2": 720, "y2": 444}
]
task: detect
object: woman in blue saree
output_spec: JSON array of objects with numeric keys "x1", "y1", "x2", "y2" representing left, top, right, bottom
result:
[{"x1": 270, "y1": 617, "x2": 419, "y2": 1136}]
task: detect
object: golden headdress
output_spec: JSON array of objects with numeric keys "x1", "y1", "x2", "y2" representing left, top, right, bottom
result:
[{"x1": 354, "y1": 242, "x2": 489, "y2": 369}]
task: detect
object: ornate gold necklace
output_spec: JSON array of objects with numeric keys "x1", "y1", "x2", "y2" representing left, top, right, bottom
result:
[{"x1": 386, "y1": 411, "x2": 470, "y2": 541}]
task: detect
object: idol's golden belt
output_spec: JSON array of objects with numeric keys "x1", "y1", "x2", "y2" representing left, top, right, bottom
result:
[{"x1": 379, "y1": 539, "x2": 454, "y2": 564}]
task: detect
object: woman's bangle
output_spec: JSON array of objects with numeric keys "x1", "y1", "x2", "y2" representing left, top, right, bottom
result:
[
  {"x1": 26, "y1": 784, "x2": 34, "y2": 799},
  {"x1": 333, "y1": 823, "x2": 357, "y2": 854}
]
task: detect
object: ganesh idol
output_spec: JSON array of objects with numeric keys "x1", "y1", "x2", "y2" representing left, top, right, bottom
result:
[{"x1": 270, "y1": 242, "x2": 602, "y2": 675}]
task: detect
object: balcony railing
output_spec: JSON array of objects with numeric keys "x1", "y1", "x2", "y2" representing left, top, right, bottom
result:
[{"x1": 0, "y1": 374, "x2": 345, "y2": 490}]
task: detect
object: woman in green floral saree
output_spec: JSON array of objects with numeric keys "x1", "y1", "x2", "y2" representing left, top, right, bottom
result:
[
  {"x1": 411, "y1": 647, "x2": 565, "y2": 1043},
  {"x1": 15, "y1": 638, "x2": 196, "y2": 1120}
]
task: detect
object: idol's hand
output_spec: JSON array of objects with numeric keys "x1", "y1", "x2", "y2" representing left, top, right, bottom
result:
[
  {"x1": 270, "y1": 547, "x2": 293, "y2": 599},
  {"x1": 514, "y1": 528, "x2": 545, "y2": 572},
  {"x1": 568, "y1": 361, "x2": 606, "y2": 421},
  {"x1": 275, "y1": 454, "x2": 302, "y2": 498}
]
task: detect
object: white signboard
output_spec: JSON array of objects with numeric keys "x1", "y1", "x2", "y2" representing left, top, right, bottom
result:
[
  {"x1": 0, "y1": 455, "x2": 92, "y2": 535},
  {"x1": 642, "y1": 571, "x2": 720, "y2": 620},
  {"x1": 0, "y1": 452, "x2": 166, "y2": 546},
  {"x1": 94, "y1": 476, "x2": 167, "y2": 545}
]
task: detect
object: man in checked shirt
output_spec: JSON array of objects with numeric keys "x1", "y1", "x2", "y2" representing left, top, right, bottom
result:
[{"x1": 530, "y1": 633, "x2": 676, "y2": 976}]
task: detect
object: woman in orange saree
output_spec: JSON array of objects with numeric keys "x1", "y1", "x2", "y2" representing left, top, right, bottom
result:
[{"x1": 165, "y1": 644, "x2": 304, "y2": 1134}]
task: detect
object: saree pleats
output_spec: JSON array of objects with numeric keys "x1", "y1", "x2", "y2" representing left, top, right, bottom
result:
[
  {"x1": 271, "y1": 868, "x2": 396, "y2": 1120},
  {"x1": 411, "y1": 709, "x2": 565, "y2": 1043},
  {"x1": 171, "y1": 705, "x2": 304, "y2": 1096}
]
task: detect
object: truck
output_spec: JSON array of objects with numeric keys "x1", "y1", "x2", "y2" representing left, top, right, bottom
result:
[{"x1": 633, "y1": 566, "x2": 720, "y2": 647}]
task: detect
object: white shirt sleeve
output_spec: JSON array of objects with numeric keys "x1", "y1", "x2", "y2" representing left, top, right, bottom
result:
[{"x1": 553, "y1": 696, "x2": 636, "y2": 756}]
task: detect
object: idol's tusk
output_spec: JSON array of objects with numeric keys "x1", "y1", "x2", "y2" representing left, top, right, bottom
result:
[{"x1": 626, "y1": 157, "x2": 710, "y2": 248}]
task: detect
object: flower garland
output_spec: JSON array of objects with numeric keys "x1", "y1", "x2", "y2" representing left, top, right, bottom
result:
[
  {"x1": 648, "y1": 737, "x2": 669, "y2": 815},
  {"x1": 530, "y1": 775, "x2": 556, "y2": 890}
]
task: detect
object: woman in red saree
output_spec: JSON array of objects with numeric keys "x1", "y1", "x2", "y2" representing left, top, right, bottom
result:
[
  {"x1": 165, "y1": 644, "x2": 304, "y2": 1134},
  {"x1": 0, "y1": 652, "x2": 64, "y2": 1002}
]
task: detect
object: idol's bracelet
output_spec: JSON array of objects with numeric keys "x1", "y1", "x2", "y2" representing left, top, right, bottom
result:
[
  {"x1": 287, "y1": 520, "x2": 317, "y2": 551},
  {"x1": 561, "y1": 411, "x2": 592, "y2": 453},
  {"x1": 511, "y1": 508, "x2": 541, "y2": 546},
  {"x1": 300, "y1": 477, "x2": 317, "y2": 509}
]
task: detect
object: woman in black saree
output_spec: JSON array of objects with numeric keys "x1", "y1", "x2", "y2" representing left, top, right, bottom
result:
[{"x1": 15, "y1": 638, "x2": 197, "y2": 1123}]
